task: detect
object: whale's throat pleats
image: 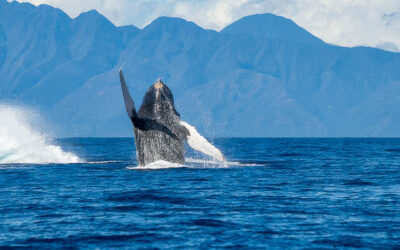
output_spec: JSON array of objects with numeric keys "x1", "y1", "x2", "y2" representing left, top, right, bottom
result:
[
  {"x1": 134, "y1": 124, "x2": 186, "y2": 166},
  {"x1": 132, "y1": 81, "x2": 186, "y2": 165}
]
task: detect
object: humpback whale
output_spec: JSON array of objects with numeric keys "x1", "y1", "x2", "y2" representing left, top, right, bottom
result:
[{"x1": 119, "y1": 70, "x2": 225, "y2": 166}]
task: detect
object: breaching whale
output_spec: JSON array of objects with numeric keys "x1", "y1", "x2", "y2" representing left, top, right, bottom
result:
[{"x1": 119, "y1": 70, "x2": 225, "y2": 166}]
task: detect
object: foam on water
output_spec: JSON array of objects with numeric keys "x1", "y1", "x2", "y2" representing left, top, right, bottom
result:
[
  {"x1": 127, "y1": 158, "x2": 262, "y2": 170},
  {"x1": 128, "y1": 160, "x2": 185, "y2": 170},
  {"x1": 0, "y1": 104, "x2": 83, "y2": 164}
]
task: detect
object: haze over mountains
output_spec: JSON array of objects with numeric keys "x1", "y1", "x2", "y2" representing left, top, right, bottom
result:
[{"x1": 1, "y1": 0, "x2": 400, "y2": 137}]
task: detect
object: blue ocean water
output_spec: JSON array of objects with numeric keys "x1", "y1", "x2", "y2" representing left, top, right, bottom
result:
[{"x1": 0, "y1": 138, "x2": 399, "y2": 249}]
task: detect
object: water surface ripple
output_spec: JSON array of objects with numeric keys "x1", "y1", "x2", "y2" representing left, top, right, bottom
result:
[{"x1": 0, "y1": 138, "x2": 399, "y2": 249}]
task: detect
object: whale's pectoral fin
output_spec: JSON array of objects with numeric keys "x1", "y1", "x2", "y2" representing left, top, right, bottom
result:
[
  {"x1": 180, "y1": 121, "x2": 225, "y2": 162},
  {"x1": 119, "y1": 69, "x2": 138, "y2": 119}
]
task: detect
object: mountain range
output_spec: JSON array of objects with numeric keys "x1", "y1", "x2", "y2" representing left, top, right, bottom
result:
[{"x1": 1, "y1": 0, "x2": 400, "y2": 137}]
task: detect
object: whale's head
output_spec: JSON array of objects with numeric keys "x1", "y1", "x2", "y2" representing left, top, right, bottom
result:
[{"x1": 139, "y1": 79, "x2": 180, "y2": 121}]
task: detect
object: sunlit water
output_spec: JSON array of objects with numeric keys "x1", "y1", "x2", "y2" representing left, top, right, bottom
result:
[{"x1": 0, "y1": 138, "x2": 400, "y2": 249}]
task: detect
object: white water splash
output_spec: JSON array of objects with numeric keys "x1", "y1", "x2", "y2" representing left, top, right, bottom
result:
[
  {"x1": 126, "y1": 158, "x2": 263, "y2": 170},
  {"x1": 128, "y1": 160, "x2": 185, "y2": 170},
  {"x1": 0, "y1": 104, "x2": 83, "y2": 164}
]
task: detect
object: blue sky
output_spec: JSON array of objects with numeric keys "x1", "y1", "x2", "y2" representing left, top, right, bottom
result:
[{"x1": 9, "y1": 0, "x2": 400, "y2": 52}]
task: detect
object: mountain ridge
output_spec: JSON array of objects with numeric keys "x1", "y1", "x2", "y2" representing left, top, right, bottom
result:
[
  {"x1": 221, "y1": 13, "x2": 325, "y2": 45},
  {"x1": 1, "y1": 0, "x2": 400, "y2": 137}
]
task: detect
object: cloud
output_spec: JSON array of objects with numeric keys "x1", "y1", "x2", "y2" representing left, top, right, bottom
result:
[
  {"x1": 10, "y1": 0, "x2": 400, "y2": 52},
  {"x1": 288, "y1": 0, "x2": 400, "y2": 51}
]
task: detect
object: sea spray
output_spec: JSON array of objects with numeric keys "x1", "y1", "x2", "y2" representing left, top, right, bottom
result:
[
  {"x1": 128, "y1": 160, "x2": 185, "y2": 170},
  {"x1": 0, "y1": 104, "x2": 83, "y2": 164}
]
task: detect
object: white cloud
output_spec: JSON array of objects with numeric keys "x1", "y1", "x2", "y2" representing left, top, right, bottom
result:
[{"x1": 9, "y1": 0, "x2": 400, "y2": 52}]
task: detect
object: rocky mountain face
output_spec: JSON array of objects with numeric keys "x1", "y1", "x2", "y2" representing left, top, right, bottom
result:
[{"x1": 1, "y1": 0, "x2": 400, "y2": 137}]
